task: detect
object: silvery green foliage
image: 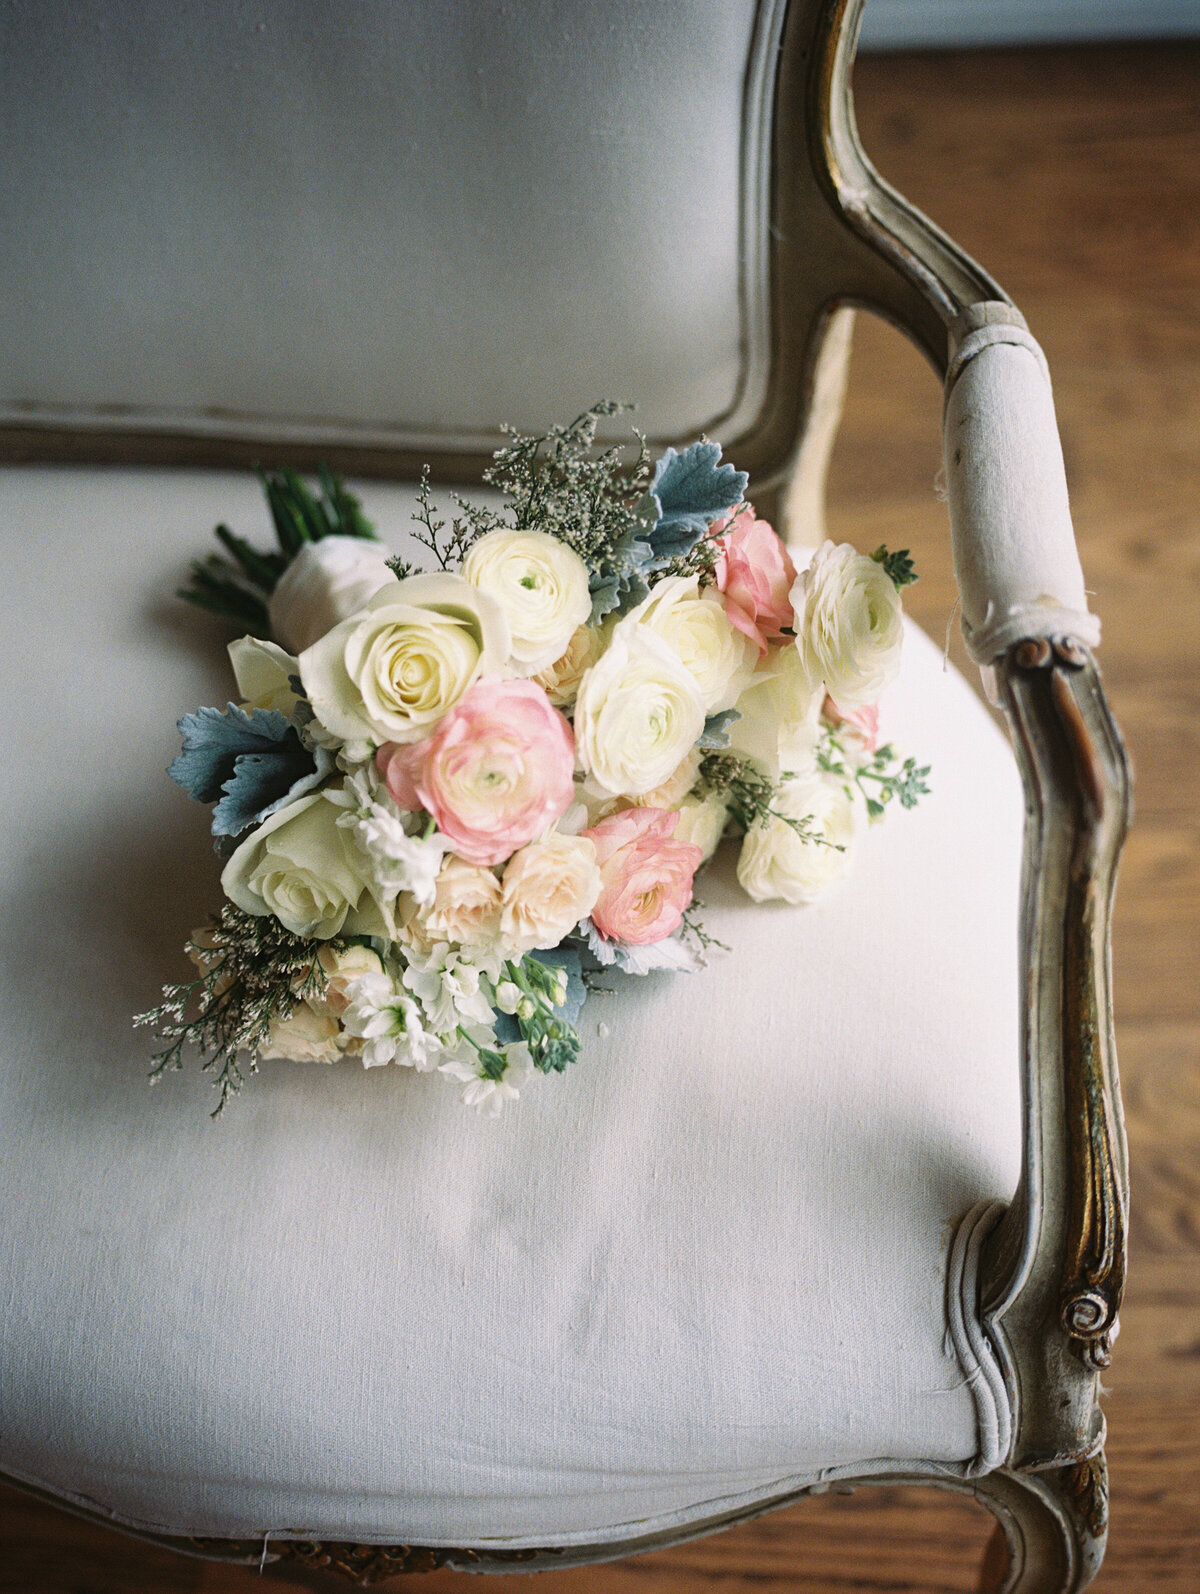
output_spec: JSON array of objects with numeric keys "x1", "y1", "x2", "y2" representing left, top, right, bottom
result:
[
  {"x1": 644, "y1": 442, "x2": 748, "y2": 563},
  {"x1": 699, "y1": 708, "x2": 742, "y2": 749},
  {"x1": 491, "y1": 948, "x2": 587, "y2": 1073},
  {"x1": 169, "y1": 704, "x2": 333, "y2": 838}
]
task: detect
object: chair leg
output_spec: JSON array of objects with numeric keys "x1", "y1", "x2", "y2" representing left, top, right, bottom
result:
[{"x1": 974, "y1": 1452, "x2": 1108, "y2": 1594}]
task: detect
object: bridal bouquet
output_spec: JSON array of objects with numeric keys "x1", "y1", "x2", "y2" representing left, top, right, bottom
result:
[{"x1": 139, "y1": 406, "x2": 927, "y2": 1114}]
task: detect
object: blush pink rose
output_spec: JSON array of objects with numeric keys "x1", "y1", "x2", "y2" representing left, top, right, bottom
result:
[
  {"x1": 376, "y1": 678, "x2": 575, "y2": 866},
  {"x1": 584, "y1": 807, "x2": 703, "y2": 945},
  {"x1": 713, "y1": 508, "x2": 797, "y2": 656},
  {"x1": 823, "y1": 694, "x2": 879, "y2": 753}
]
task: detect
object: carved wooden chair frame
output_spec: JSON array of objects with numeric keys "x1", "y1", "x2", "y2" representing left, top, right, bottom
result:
[{"x1": 3, "y1": 2, "x2": 1128, "y2": 1589}]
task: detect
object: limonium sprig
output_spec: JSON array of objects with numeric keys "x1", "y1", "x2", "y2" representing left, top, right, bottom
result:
[{"x1": 142, "y1": 407, "x2": 928, "y2": 1114}]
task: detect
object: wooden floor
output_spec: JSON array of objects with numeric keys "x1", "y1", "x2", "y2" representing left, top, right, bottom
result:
[{"x1": 4, "y1": 38, "x2": 1198, "y2": 1594}]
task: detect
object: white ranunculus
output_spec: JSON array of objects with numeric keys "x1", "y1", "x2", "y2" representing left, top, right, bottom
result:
[
  {"x1": 671, "y1": 790, "x2": 730, "y2": 862},
  {"x1": 573, "y1": 624, "x2": 706, "y2": 799},
  {"x1": 228, "y1": 636, "x2": 300, "y2": 714},
  {"x1": 728, "y1": 645, "x2": 823, "y2": 780},
  {"x1": 221, "y1": 790, "x2": 396, "y2": 940},
  {"x1": 532, "y1": 623, "x2": 608, "y2": 706},
  {"x1": 298, "y1": 571, "x2": 510, "y2": 755},
  {"x1": 790, "y1": 541, "x2": 903, "y2": 711},
  {"x1": 620, "y1": 747, "x2": 702, "y2": 811},
  {"x1": 499, "y1": 833, "x2": 602, "y2": 954},
  {"x1": 267, "y1": 536, "x2": 400, "y2": 655},
  {"x1": 462, "y1": 528, "x2": 592, "y2": 673},
  {"x1": 736, "y1": 773, "x2": 856, "y2": 905},
  {"x1": 625, "y1": 575, "x2": 758, "y2": 712}
]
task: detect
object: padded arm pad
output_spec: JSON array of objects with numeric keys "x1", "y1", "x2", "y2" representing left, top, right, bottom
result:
[{"x1": 943, "y1": 304, "x2": 1100, "y2": 664}]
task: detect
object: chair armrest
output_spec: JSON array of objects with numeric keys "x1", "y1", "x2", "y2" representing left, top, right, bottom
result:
[
  {"x1": 943, "y1": 304, "x2": 1132, "y2": 1470},
  {"x1": 943, "y1": 303, "x2": 1100, "y2": 666}
]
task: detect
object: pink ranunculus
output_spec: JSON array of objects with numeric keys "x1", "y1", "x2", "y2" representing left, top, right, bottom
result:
[
  {"x1": 584, "y1": 807, "x2": 703, "y2": 946},
  {"x1": 712, "y1": 507, "x2": 797, "y2": 657},
  {"x1": 378, "y1": 678, "x2": 576, "y2": 866},
  {"x1": 823, "y1": 694, "x2": 879, "y2": 753}
]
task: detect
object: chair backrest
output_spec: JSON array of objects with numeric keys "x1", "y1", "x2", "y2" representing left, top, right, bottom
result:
[{"x1": 0, "y1": 0, "x2": 995, "y2": 490}]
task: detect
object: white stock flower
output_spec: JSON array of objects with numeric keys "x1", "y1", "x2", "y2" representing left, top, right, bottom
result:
[
  {"x1": 341, "y1": 971, "x2": 437, "y2": 1069},
  {"x1": 462, "y1": 528, "x2": 592, "y2": 673},
  {"x1": 790, "y1": 541, "x2": 903, "y2": 711},
  {"x1": 736, "y1": 773, "x2": 856, "y2": 905},
  {"x1": 331, "y1": 771, "x2": 450, "y2": 910},
  {"x1": 439, "y1": 1046, "x2": 534, "y2": 1116},
  {"x1": 221, "y1": 791, "x2": 397, "y2": 940},
  {"x1": 728, "y1": 645, "x2": 823, "y2": 780},
  {"x1": 299, "y1": 571, "x2": 510, "y2": 755},
  {"x1": 625, "y1": 575, "x2": 757, "y2": 713},
  {"x1": 402, "y1": 943, "x2": 503, "y2": 1035},
  {"x1": 267, "y1": 536, "x2": 400, "y2": 655},
  {"x1": 573, "y1": 624, "x2": 706, "y2": 799},
  {"x1": 499, "y1": 833, "x2": 602, "y2": 954},
  {"x1": 532, "y1": 623, "x2": 607, "y2": 707}
]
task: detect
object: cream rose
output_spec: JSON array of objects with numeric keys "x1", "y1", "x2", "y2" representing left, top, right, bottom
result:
[
  {"x1": 311, "y1": 942, "x2": 386, "y2": 1017},
  {"x1": 259, "y1": 1001, "x2": 343, "y2": 1064},
  {"x1": 573, "y1": 625, "x2": 706, "y2": 799},
  {"x1": 221, "y1": 791, "x2": 396, "y2": 940},
  {"x1": 298, "y1": 572, "x2": 510, "y2": 754},
  {"x1": 462, "y1": 528, "x2": 592, "y2": 673},
  {"x1": 499, "y1": 833, "x2": 601, "y2": 954},
  {"x1": 417, "y1": 855, "x2": 503, "y2": 948},
  {"x1": 790, "y1": 541, "x2": 903, "y2": 711},
  {"x1": 532, "y1": 623, "x2": 607, "y2": 707},
  {"x1": 736, "y1": 773, "x2": 855, "y2": 904},
  {"x1": 625, "y1": 575, "x2": 757, "y2": 713}
]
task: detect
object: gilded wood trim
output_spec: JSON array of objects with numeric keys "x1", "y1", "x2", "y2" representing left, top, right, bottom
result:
[{"x1": 980, "y1": 638, "x2": 1131, "y2": 1466}]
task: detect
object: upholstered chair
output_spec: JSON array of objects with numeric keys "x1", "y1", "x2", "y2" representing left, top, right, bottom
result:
[{"x1": 0, "y1": 2, "x2": 1128, "y2": 1589}]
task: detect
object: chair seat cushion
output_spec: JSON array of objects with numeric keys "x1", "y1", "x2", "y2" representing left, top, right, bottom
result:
[{"x1": 0, "y1": 468, "x2": 1022, "y2": 1550}]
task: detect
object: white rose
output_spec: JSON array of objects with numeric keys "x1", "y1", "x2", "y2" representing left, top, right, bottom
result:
[
  {"x1": 298, "y1": 571, "x2": 510, "y2": 754},
  {"x1": 228, "y1": 636, "x2": 300, "y2": 714},
  {"x1": 574, "y1": 624, "x2": 706, "y2": 799},
  {"x1": 672, "y1": 791, "x2": 730, "y2": 862},
  {"x1": 417, "y1": 855, "x2": 503, "y2": 948},
  {"x1": 463, "y1": 528, "x2": 592, "y2": 673},
  {"x1": 268, "y1": 536, "x2": 400, "y2": 654},
  {"x1": 221, "y1": 790, "x2": 397, "y2": 940},
  {"x1": 532, "y1": 623, "x2": 608, "y2": 707},
  {"x1": 499, "y1": 833, "x2": 602, "y2": 954},
  {"x1": 729, "y1": 645, "x2": 823, "y2": 780},
  {"x1": 736, "y1": 773, "x2": 856, "y2": 905},
  {"x1": 259, "y1": 1001, "x2": 343, "y2": 1064},
  {"x1": 625, "y1": 575, "x2": 757, "y2": 712},
  {"x1": 790, "y1": 541, "x2": 903, "y2": 711}
]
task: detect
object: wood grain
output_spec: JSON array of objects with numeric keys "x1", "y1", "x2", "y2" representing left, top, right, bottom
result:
[{"x1": 3, "y1": 38, "x2": 1198, "y2": 1594}]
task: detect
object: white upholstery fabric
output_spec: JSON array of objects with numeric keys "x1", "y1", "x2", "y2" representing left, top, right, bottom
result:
[
  {"x1": 0, "y1": 0, "x2": 782, "y2": 452},
  {"x1": 944, "y1": 306, "x2": 1100, "y2": 662},
  {"x1": 0, "y1": 468, "x2": 1023, "y2": 1548}
]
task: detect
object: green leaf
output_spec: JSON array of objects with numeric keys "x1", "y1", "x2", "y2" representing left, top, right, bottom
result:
[{"x1": 870, "y1": 545, "x2": 918, "y2": 589}]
